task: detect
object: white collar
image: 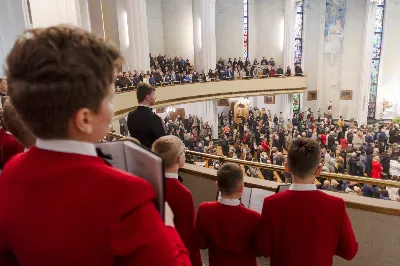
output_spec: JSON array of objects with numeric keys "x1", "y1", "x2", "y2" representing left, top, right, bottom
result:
[
  {"x1": 165, "y1": 173, "x2": 179, "y2": 179},
  {"x1": 289, "y1": 183, "x2": 317, "y2": 191},
  {"x1": 138, "y1": 104, "x2": 152, "y2": 109},
  {"x1": 5, "y1": 131, "x2": 12, "y2": 135},
  {"x1": 218, "y1": 198, "x2": 241, "y2": 206},
  {"x1": 35, "y1": 139, "x2": 97, "y2": 157}
]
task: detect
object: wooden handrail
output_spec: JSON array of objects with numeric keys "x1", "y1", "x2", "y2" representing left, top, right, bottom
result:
[{"x1": 107, "y1": 131, "x2": 400, "y2": 189}]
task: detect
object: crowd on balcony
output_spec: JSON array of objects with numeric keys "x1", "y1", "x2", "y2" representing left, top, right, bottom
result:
[{"x1": 114, "y1": 54, "x2": 304, "y2": 91}]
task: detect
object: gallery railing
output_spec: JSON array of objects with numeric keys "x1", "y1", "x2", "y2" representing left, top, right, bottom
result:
[{"x1": 106, "y1": 131, "x2": 400, "y2": 189}]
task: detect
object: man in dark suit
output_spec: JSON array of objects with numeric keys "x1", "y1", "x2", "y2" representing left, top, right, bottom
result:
[{"x1": 127, "y1": 83, "x2": 166, "y2": 148}]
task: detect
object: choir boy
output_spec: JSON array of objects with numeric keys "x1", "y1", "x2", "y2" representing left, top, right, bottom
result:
[
  {"x1": 152, "y1": 135, "x2": 203, "y2": 266},
  {"x1": 0, "y1": 106, "x2": 24, "y2": 168},
  {"x1": 195, "y1": 162, "x2": 261, "y2": 266},
  {"x1": 0, "y1": 25, "x2": 191, "y2": 265},
  {"x1": 256, "y1": 138, "x2": 358, "y2": 265}
]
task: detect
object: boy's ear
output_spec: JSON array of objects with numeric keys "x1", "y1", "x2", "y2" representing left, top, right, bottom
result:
[
  {"x1": 215, "y1": 181, "x2": 219, "y2": 190},
  {"x1": 73, "y1": 108, "x2": 93, "y2": 135}
]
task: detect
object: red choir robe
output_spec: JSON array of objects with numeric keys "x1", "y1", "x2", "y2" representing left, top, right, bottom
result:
[
  {"x1": 195, "y1": 199, "x2": 261, "y2": 266},
  {"x1": 256, "y1": 184, "x2": 358, "y2": 266},
  {"x1": 165, "y1": 173, "x2": 202, "y2": 266},
  {"x1": 0, "y1": 129, "x2": 24, "y2": 167},
  {"x1": 0, "y1": 140, "x2": 191, "y2": 266}
]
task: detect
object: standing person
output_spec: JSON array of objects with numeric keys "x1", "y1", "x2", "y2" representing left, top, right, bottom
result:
[
  {"x1": 0, "y1": 26, "x2": 190, "y2": 265},
  {"x1": 370, "y1": 156, "x2": 383, "y2": 179},
  {"x1": 257, "y1": 138, "x2": 358, "y2": 265},
  {"x1": 195, "y1": 163, "x2": 261, "y2": 266},
  {"x1": 152, "y1": 136, "x2": 203, "y2": 266},
  {"x1": 127, "y1": 83, "x2": 166, "y2": 148},
  {"x1": 0, "y1": 79, "x2": 7, "y2": 96}
]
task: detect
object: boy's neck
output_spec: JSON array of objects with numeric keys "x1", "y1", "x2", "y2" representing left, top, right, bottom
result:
[
  {"x1": 291, "y1": 175, "x2": 315, "y2": 184},
  {"x1": 220, "y1": 193, "x2": 241, "y2": 200},
  {"x1": 165, "y1": 165, "x2": 179, "y2": 174}
]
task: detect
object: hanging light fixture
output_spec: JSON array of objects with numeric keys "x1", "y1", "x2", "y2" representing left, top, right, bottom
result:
[
  {"x1": 240, "y1": 97, "x2": 249, "y2": 105},
  {"x1": 166, "y1": 106, "x2": 176, "y2": 113}
]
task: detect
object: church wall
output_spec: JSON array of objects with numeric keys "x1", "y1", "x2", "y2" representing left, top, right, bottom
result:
[
  {"x1": 251, "y1": 0, "x2": 284, "y2": 66},
  {"x1": 215, "y1": 0, "x2": 243, "y2": 61},
  {"x1": 161, "y1": 0, "x2": 194, "y2": 63},
  {"x1": 146, "y1": 0, "x2": 165, "y2": 56},
  {"x1": 376, "y1": 0, "x2": 400, "y2": 119},
  {"x1": 339, "y1": 0, "x2": 367, "y2": 120},
  {"x1": 320, "y1": 0, "x2": 347, "y2": 119},
  {"x1": 302, "y1": 0, "x2": 326, "y2": 114}
]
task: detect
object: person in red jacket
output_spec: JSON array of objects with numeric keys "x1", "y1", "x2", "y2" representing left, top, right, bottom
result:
[
  {"x1": 340, "y1": 137, "x2": 349, "y2": 150},
  {"x1": 152, "y1": 135, "x2": 203, "y2": 266},
  {"x1": 195, "y1": 162, "x2": 261, "y2": 266},
  {"x1": 0, "y1": 25, "x2": 190, "y2": 266},
  {"x1": 320, "y1": 133, "x2": 327, "y2": 146},
  {"x1": 256, "y1": 138, "x2": 358, "y2": 266},
  {"x1": 370, "y1": 156, "x2": 383, "y2": 179},
  {"x1": 261, "y1": 138, "x2": 270, "y2": 153}
]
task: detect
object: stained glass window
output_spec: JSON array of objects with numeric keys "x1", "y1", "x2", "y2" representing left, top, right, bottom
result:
[
  {"x1": 243, "y1": 0, "x2": 248, "y2": 59},
  {"x1": 368, "y1": 0, "x2": 385, "y2": 119},
  {"x1": 293, "y1": 1, "x2": 304, "y2": 113}
]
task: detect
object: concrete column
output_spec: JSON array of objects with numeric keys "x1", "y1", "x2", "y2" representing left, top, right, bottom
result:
[
  {"x1": 282, "y1": 0, "x2": 297, "y2": 71},
  {"x1": 87, "y1": 0, "x2": 105, "y2": 38},
  {"x1": 206, "y1": 100, "x2": 219, "y2": 140},
  {"x1": 116, "y1": 0, "x2": 150, "y2": 72},
  {"x1": 29, "y1": 0, "x2": 81, "y2": 28},
  {"x1": 0, "y1": 0, "x2": 26, "y2": 77},
  {"x1": 192, "y1": 0, "x2": 216, "y2": 73},
  {"x1": 357, "y1": 1, "x2": 376, "y2": 125}
]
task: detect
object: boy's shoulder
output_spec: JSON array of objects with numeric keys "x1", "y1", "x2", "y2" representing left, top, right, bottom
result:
[{"x1": 264, "y1": 190, "x2": 344, "y2": 206}]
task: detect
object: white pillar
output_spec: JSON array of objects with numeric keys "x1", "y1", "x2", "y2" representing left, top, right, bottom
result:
[
  {"x1": 192, "y1": 0, "x2": 216, "y2": 73},
  {"x1": 116, "y1": 0, "x2": 150, "y2": 72},
  {"x1": 87, "y1": 0, "x2": 105, "y2": 38},
  {"x1": 283, "y1": 0, "x2": 297, "y2": 71},
  {"x1": 29, "y1": 0, "x2": 81, "y2": 28},
  {"x1": 0, "y1": 0, "x2": 27, "y2": 77},
  {"x1": 206, "y1": 100, "x2": 219, "y2": 140},
  {"x1": 357, "y1": 1, "x2": 377, "y2": 125}
]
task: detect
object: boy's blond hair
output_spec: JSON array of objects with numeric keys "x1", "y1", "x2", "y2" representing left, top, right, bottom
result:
[{"x1": 152, "y1": 135, "x2": 184, "y2": 168}]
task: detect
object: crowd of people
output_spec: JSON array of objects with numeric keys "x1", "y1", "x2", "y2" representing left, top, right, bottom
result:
[
  {"x1": 162, "y1": 103, "x2": 400, "y2": 202},
  {"x1": 114, "y1": 54, "x2": 304, "y2": 91}
]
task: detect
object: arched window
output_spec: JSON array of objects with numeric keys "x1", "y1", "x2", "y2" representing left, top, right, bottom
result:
[
  {"x1": 293, "y1": 0, "x2": 303, "y2": 114},
  {"x1": 368, "y1": 0, "x2": 386, "y2": 118},
  {"x1": 243, "y1": 0, "x2": 249, "y2": 59}
]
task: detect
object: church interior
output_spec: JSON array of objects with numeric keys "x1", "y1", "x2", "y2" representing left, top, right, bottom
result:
[{"x1": 0, "y1": 0, "x2": 400, "y2": 265}]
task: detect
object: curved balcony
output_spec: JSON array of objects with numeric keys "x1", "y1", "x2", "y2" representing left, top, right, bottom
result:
[{"x1": 113, "y1": 76, "x2": 307, "y2": 117}]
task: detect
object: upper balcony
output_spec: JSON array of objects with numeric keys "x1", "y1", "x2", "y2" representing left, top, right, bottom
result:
[{"x1": 113, "y1": 76, "x2": 307, "y2": 117}]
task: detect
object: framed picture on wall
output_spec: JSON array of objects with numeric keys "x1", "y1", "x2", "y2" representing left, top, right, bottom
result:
[
  {"x1": 264, "y1": 95, "x2": 275, "y2": 104},
  {"x1": 217, "y1": 99, "x2": 230, "y2": 106},
  {"x1": 340, "y1": 90, "x2": 353, "y2": 100},
  {"x1": 307, "y1": 91, "x2": 317, "y2": 101},
  {"x1": 156, "y1": 107, "x2": 166, "y2": 113}
]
